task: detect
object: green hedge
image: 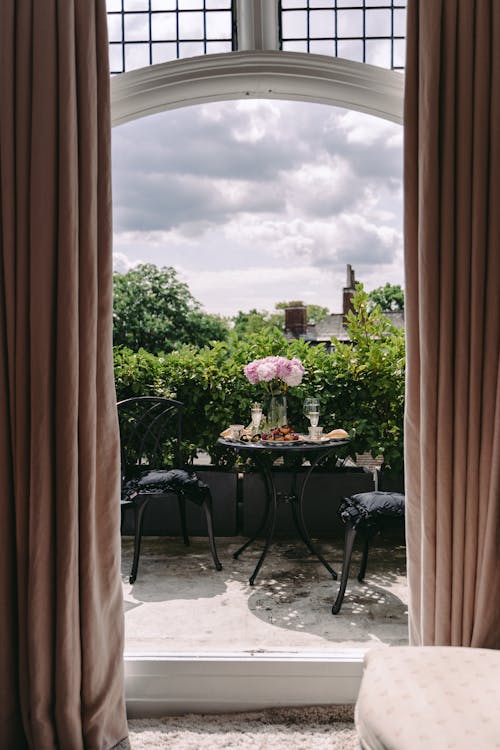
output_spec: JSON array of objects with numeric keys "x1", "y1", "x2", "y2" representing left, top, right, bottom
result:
[{"x1": 114, "y1": 287, "x2": 405, "y2": 472}]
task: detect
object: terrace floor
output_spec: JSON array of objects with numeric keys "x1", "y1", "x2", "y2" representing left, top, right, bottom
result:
[{"x1": 122, "y1": 534, "x2": 408, "y2": 655}]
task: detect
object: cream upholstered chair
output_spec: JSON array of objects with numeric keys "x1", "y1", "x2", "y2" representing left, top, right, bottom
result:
[{"x1": 355, "y1": 646, "x2": 500, "y2": 750}]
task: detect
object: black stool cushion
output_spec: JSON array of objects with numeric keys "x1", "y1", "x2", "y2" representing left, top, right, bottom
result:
[
  {"x1": 122, "y1": 468, "x2": 210, "y2": 505},
  {"x1": 338, "y1": 491, "x2": 405, "y2": 530}
]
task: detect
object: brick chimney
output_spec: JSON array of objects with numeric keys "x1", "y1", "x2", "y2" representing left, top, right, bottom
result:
[
  {"x1": 343, "y1": 264, "x2": 356, "y2": 323},
  {"x1": 284, "y1": 302, "x2": 307, "y2": 337}
]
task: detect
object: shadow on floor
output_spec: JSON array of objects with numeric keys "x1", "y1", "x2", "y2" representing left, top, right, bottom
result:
[{"x1": 122, "y1": 536, "x2": 408, "y2": 653}]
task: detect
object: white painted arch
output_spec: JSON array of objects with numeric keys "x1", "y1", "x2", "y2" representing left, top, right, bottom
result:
[{"x1": 110, "y1": 50, "x2": 404, "y2": 128}]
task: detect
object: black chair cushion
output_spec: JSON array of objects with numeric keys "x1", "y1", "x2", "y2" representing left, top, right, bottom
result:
[
  {"x1": 338, "y1": 491, "x2": 405, "y2": 530},
  {"x1": 122, "y1": 468, "x2": 210, "y2": 506}
]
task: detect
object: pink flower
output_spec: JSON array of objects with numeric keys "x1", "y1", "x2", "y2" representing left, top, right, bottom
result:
[
  {"x1": 255, "y1": 360, "x2": 276, "y2": 382},
  {"x1": 243, "y1": 361, "x2": 260, "y2": 384},
  {"x1": 244, "y1": 355, "x2": 305, "y2": 388},
  {"x1": 283, "y1": 358, "x2": 305, "y2": 387}
]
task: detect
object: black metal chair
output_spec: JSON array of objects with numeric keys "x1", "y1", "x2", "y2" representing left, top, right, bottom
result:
[
  {"x1": 332, "y1": 491, "x2": 405, "y2": 614},
  {"x1": 118, "y1": 397, "x2": 222, "y2": 583}
]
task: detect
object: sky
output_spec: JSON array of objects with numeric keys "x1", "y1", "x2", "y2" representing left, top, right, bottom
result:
[{"x1": 111, "y1": 98, "x2": 404, "y2": 318}]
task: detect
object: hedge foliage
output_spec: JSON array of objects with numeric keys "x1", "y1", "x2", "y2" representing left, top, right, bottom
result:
[{"x1": 114, "y1": 287, "x2": 405, "y2": 472}]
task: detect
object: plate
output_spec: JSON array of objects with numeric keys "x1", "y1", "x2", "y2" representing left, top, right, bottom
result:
[{"x1": 298, "y1": 435, "x2": 348, "y2": 444}]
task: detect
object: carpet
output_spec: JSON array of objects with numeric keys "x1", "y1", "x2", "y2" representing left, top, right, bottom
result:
[{"x1": 128, "y1": 704, "x2": 358, "y2": 749}]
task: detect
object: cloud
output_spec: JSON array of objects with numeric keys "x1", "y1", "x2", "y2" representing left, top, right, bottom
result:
[
  {"x1": 112, "y1": 251, "x2": 141, "y2": 274},
  {"x1": 111, "y1": 98, "x2": 404, "y2": 314}
]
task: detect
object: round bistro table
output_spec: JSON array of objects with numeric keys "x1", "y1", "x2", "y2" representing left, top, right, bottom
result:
[{"x1": 217, "y1": 436, "x2": 350, "y2": 585}]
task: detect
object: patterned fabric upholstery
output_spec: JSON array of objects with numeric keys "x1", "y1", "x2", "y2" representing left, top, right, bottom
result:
[
  {"x1": 339, "y1": 491, "x2": 405, "y2": 530},
  {"x1": 356, "y1": 646, "x2": 500, "y2": 750}
]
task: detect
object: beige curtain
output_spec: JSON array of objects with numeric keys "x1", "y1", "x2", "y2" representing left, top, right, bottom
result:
[
  {"x1": 0, "y1": 1, "x2": 129, "y2": 748},
  {"x1": 404, "y1": 0, "x2": 500, "y2": 647}
]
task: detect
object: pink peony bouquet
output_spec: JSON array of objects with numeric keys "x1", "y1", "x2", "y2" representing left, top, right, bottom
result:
[{"x1": 244, "y1": 356, "x2": 305, "y2": 393}]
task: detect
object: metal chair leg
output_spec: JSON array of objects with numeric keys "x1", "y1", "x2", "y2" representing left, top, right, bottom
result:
[
  {"x1": 358, "y1": 531, "x2": 373, "y2": 582},
  {"x1": 177, "y1": 495, "x2": 190, "y2": 546},
  {"x1": 129, "y1": 495, "x2": 151, "y2": 584},
  {"x1": 332, "y1": 523, "x2": 357, "y2": 614},
  {"x1": 202, "y1": 496, "x2": 222, "y2": 571}
]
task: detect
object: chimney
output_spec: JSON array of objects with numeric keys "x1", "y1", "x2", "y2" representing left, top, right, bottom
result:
[
  {"x1": 284, "y1": 302, "x2": 307, "y2": 337},
  {"x1": 343, "y1": 264, "x2": 356, "y2": 323}
]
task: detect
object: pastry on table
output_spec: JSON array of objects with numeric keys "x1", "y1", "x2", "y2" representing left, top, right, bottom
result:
[{"x1": 325, "y1": 428, "x2": 349, "y2": 439}]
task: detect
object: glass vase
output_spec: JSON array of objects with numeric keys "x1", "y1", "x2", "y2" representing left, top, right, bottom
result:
[{"x1": 266, "y1": 394, "x2": 287, "y2": 430}]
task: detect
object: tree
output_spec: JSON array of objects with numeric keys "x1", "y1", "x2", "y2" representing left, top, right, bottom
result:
[
  {"x1": 113, "y1": 264, "x2": 228, "y2": 353},
  {"x1": 231, "y1": 309, "x2": 283, "y2": 338},
  {"x1": 367, "y1": 283, "x2": 404, "y2": 312}
]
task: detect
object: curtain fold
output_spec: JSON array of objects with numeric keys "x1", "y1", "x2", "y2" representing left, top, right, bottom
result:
[
  {"x1": 0, "y1": 1, "x2": 129, "y2": 748},
  {"x1": 404, "y1": 0, "x2": 500, "y2": 647}
]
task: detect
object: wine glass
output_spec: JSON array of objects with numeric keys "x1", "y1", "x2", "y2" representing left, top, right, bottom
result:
[{"x1": 303, "y1": 397, "x2": 320, "y2": 428}]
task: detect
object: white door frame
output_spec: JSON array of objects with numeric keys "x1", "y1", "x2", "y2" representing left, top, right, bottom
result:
[{"x1": 112, "y1": 50, "x2": 404, "y2": 716}]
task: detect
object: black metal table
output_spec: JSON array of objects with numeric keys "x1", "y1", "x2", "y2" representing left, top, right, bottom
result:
[{"x1": 218, "y1": 437, "x2": 350, "y2": 585}]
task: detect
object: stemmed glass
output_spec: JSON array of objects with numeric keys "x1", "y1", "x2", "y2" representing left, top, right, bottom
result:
[
  {"x1": 303, "y1": 397, "x2": 320, "y2": 429},
  {"x1": 250, "y1": 403, "x2": 263, "y2": 434}
]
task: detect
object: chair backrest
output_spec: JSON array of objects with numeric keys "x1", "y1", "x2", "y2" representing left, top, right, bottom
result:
[{"x1": 117, "y1": 397, "x2": 183, "y2": 483}]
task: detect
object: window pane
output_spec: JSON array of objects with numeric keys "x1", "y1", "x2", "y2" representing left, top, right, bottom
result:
[
  {"x1": 109, "y1": 44, "x2": 124, "y2": 73},
  {"x1": 365, "y1": 39, "x2": 391, "y2": 68},
  {"x1": 124, "y1": 13, "x2": 149, "y2": 41},
  {"x1": 124, "y1": 0, "x2": 149, "y2": 9},
  {"x1": 337, "y1": 39, "x2": 363, "y2": 62},
  {"x1": 393, "y1": 38, "x2": 406, "y2": 68},
  {"x1": 309, "y1": 39, "x2": 335, "y2": 56},
  {"x1": 151, "y1": 0, "x2": 176, "y2": 9},
  {"x1": 282, "y1": 40, "x2": 308, "y2": 52},
  {"x1": 309, "y1": 0, "x2": 335, "y2": 7},
  {"x1": 178, "y1": 0, "x2": 204, "y2": 8},
  {"x1": 337, "y1": 10, "x2": 363, "y2": 38},
  {"x1": 206, "y1": 40, "x2": 232, "y2": 54},
  {"x1": 206, "y1": 0, "x2": 232, "y2": 7},
  {"x1": 393, "y1": 9, "x2": 406, "y2": 37},
  {"x1": 365, "y1": 10, "x2": 391, "y2": 37},
  {"x1": 178, "y1": 41, "x2": 205, "y2": 57},
  {"x1": 281, "y1": 0, "x2": 306, "y2": 8},
  {"x1": 107, "y1": 15, "x2": 123, "y2": 42},
  {"x1": 124, "y1": 43, "x2": 150, "y2": 69},
  {"x1": 282, "y1": 10, "x2": 307, "y2": 39},
  {"x1": 151, "y1": 13, "x2": 177, "y2": 41},
  {"x1": 179, "y1": 11, "x2": 204, "y2": 39},
  {"x1": 106, "y1": 0, "x2": 122, "y2": 11},
  {"x1": 152, "y1": 42, "x2": 177, "y2": 63},
  {"x1": 309, "y1": 11, "x2": 334, "y2": 39},
  {"x1": 206, "y1": 11, "x2": 232, "y2": 39}
]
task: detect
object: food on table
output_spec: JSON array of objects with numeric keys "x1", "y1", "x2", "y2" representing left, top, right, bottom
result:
[
  {"x1": 261, "y1": 425, "x2": 300, "y2": 442},
  {"x1": 325, "y1": 428, "x2": 349, "y2": 439},
  {"x1": 239, "y1": 432, "x2": 262, "y2": 443}
]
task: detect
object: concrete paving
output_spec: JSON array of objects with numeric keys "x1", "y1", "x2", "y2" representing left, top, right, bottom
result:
[{"x1": 122, "y1": 534, "x2": 408, "y2": 655}]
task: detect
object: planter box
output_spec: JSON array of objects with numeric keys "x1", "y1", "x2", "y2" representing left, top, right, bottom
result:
[
  {"x1": 121, "y1": 468, "x2": 238, "y2": 537},
  {"x1": 241, "y1": 467, "x2": 375, "y2": 539},
  {"x1": 377, "y1": 470, "x2": 405, "y2": 494},
  {"x1": 121, "y1": 466, "x2": 379, "y2": 539}
]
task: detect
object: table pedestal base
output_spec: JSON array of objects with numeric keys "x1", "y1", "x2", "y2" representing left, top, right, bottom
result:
[{"x1": 233, "y1": 458, "x2": 338, "y2": 585}]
